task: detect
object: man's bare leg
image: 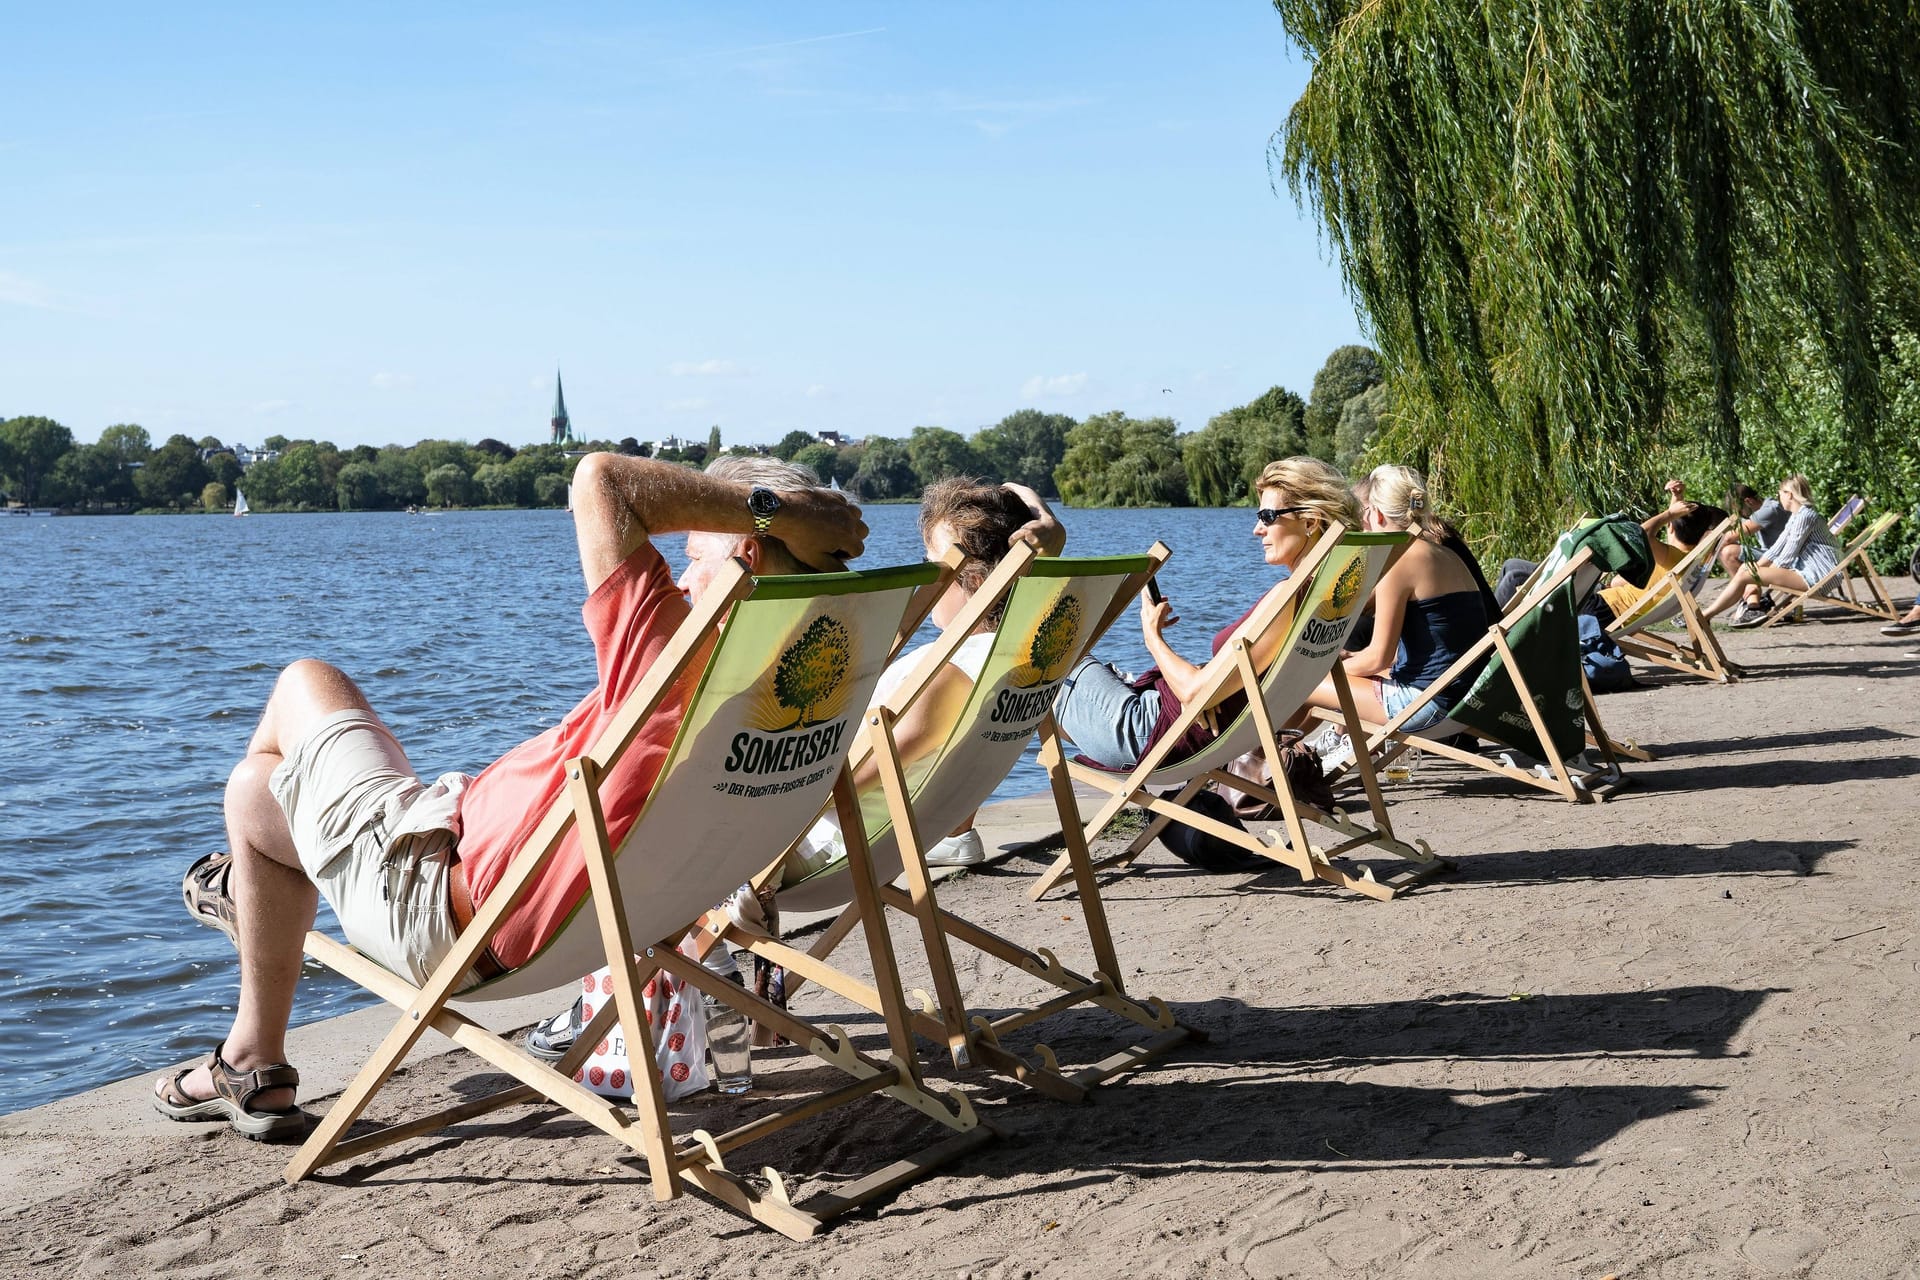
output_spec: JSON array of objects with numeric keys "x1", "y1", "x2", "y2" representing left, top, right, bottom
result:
[{"x1": 158, "y1": 659, "x2": 385, "y2": 1114}]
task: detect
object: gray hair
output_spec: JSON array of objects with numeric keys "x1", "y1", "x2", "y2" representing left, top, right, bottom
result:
[
  {"x1": 702, "y1": 452, "x2": 825, "y2": 574},
  {"x1": 705, "y1": 453, "x2": 820, "y2": 490}
]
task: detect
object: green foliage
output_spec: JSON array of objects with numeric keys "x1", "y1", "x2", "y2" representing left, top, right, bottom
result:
[
  {"x1": 975, "y1": 409, "x2": 1073, "y2": 495},
  {"x1": 852, "y1": 436, "x2": 916, "y2": 499},
  {"x1": 1304, "y1": 346, "x2": 1382, "y2": 463},
  {"x1": 424, "y1": 463, "x2": 472, "y2": 508},
  {"x1": 1055, "y1": 412, "x2": 1186, "y2": 507},
  {"x1": 708, "y1": 424, "x2": 723, "y2": 457},
  {"x1": 0, "y1": 416, "x2": 75, "y2": 504},
  {"x1": 906, "y1": 426, "x2": 987, "y2": 489},
  {"x1": 771, "y1": 430, "x2": 817, "y2": 461},
  {"x1": 335, "y1": 462, "x2": 380, "y2": 511},
  {"x1": 534, "y1": 473, "x2": 568, "y2": 507},
  {"x1": 773, "y1": 616, "x2": 852, "y2": 728},
  {"x1": 274, "y1": 443, "x2": 332, "y2": 510},
  {"x1": 1273, "y1": 0, "x2": 1920, "y2": 550},
  {"x1": 134, "y1": 434, "x2": 209, "y2": 509},
  {"x1": 1334, "y1": 382, "x2": 1391, "y2": 473},
  {"x1": 792, "y1": 442, "x2": 840, "y2": 481},
  {"x1": 1181, "y1": 385, "x2": 1308, "y2": 505},
  {"x1": 200, "y1": 481, "x2": 228, "y2": 512}
]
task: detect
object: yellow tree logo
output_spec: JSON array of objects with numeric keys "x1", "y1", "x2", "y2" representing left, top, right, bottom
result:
[
  {"x1": 764, "y1": 615, "x2": 853, "y2": 729},
  {"x1": 1316, "y1": 555, "x2": 1368, "y2": 621},
  {"x1": 1012, "y1": 590, "x2": 1083, "y2": 688}
]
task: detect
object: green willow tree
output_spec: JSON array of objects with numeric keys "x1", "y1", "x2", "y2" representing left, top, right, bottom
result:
[{"x1": 1272, "y1": 0, "x2": 1920, "y2": 550}]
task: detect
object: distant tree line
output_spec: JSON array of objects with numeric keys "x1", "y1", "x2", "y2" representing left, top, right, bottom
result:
[{"x1": 0, "y1": 345, "x2": 1395, "y2": 514}]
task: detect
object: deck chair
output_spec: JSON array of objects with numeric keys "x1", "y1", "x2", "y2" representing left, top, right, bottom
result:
[
  {"x1": 1761, "y1": 509, "x2": 1902, "y2": 627},
  {"x1": 1346, "y1": 548, "x2": 1640, "y2": 804},
  {"x1": 1607, "y1": 515, "x2": 1743, "y2": 683},
  {"x1": 1028, "y1": 525, "x2": 1450, "y2": 903},
  {"x1": 712, "y1": 543, "x2": 1204, "y2": 1103},
  {"x1": 287, "y1": 557, "x2": 999, "y2": 1240}
]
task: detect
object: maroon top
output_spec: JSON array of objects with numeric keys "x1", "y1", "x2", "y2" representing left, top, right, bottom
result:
[{"x1": 1135, "y1": 598, "x2": 1262, "y2": 762}]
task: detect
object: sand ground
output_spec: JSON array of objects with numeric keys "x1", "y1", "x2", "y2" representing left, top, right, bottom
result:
[{"x1": 4, "y1": 592, "x2": 1917, "y2": 1280}]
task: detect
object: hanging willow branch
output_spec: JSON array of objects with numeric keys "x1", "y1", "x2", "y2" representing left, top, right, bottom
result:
[{"x1": 1271, "y1": 0, "x2": 1920, "y2": 536}]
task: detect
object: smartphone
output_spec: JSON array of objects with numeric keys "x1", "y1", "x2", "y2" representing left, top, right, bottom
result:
[{"x1": 1145, "y1": 578, "x2": 1165, "y2": 605}]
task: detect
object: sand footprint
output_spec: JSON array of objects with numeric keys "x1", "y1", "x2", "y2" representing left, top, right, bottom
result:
[{"x1": 1738, "y1": 1225, "x2": 1829, "y2": 1273}]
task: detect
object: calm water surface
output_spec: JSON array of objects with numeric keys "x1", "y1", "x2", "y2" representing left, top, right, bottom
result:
[{"x1": 0, "y1": 504, "x2": 1270, "y2": 1113}]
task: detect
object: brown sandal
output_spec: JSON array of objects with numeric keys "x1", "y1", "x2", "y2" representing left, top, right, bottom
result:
[
  {"x1": 152, "y1": 1044, "x2": 305, "y2": 1140},
  {"x1": 181, "y1": 851, "x2": 239, "y2": 946}
]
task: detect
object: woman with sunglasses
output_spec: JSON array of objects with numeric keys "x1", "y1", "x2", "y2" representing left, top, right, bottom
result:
[
  {"x1": 1290, "y1": 464, "x2": 1488, "y2": 735},
  {"x1": 1050, "y1": 456, "x2": 1360, "y2": 769}
]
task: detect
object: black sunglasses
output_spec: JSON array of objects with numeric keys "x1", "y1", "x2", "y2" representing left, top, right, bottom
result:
[{"x1": 1256, "y1": 505, "x2": 1312, "y2": 526}]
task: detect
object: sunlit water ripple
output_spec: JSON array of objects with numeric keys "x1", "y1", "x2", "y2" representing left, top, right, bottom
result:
[{"x1": 0, "y1": 504, "x2": 1266, "y2": 1113}]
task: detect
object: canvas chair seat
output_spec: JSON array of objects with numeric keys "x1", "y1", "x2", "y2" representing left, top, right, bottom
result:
[
  {"x1": 288, "y1": 557, "x2": 1001, "y2": 1240},
  {"x1": 1029, "y1": 525, "x2": 1450, "y2": 904},
  {"x1": 1606, "y1": 515, "x2": 1742, "y2": 684},
  {"x1": 714, "y1": 545, "x2": 1204, "y2": 1102},
  {"x1": 1338, "y1": 538, "x2": 1646, "y2": 806}
]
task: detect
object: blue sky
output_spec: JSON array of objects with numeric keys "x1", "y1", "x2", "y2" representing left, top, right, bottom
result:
[{"x1": 2, "y1": 4, "x2": 1362, "y2": 451}]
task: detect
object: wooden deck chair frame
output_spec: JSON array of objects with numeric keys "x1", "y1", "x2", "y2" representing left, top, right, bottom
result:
[
  {"x1": 286, "y1": 557, "x2": 999, "y2": 1240},
  {"x1": 1761, "y1": 510, "x2": 1902, "y2": 627},
  {"x1": 1028, "y1": 525, "x2": 1449, "y2": 904},
  {"x1": 1340, "y1": 549, "x2": 1636, "y2": 805},
  {"x1": 1607, "y1": 515, "x2": 1743, "y2": 683},
  {"x1": 713, "y1": 542, "x2": 1205, "y2": 1103}
]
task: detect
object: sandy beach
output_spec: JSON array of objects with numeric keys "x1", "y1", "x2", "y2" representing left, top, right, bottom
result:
[{"x1": 5, "y1": 595, "x2": 1916, "y2": 1280}]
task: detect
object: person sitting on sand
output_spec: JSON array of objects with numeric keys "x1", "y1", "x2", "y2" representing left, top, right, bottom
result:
[
  {"x1": 1048, "y1": 456, "x2": 1356, "y2": 770},
  {"x1": 1716, "y1": 481, "x2": 1792, "y2": 624},
  {"x1": 1288, "y1": 465, "x2": 1489, "y2": 735},
  {"x1": 157, "y1": 452, "x2": 866, "y2": 1139},
  {"x1": 1702, "y1": 474, "x2": 1841, "y2": 628}
]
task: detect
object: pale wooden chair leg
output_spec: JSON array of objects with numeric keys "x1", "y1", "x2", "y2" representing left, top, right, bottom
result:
[
  {"x1": 868, "y1": 706, "x2": 975, "y2": 1066},
  {"x1": 569, "y1": 756, "x2": 681, "y2": 1200}
]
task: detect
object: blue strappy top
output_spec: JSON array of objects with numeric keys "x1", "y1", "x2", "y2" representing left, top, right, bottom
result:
[{"x1": 1391, "y1": 590, "x2": 1489, "y2": 694}]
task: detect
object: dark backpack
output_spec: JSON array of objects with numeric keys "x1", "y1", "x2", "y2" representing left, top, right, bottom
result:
[{"x1": 1579, "y1": 612, "x2": 1636, "y2": 692}]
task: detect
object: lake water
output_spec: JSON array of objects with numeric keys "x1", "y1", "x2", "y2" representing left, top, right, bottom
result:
[{"x1": 0, "y1": 503, "x2": 1271, "y2": 1114}]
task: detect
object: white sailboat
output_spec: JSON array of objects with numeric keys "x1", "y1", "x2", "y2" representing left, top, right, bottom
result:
[
  {"x1": 828, "y1": 475, "x2": 843, "y2": 493},
  {"x1": 233, "y1": 489, "x2": 251, "y2": 517}
]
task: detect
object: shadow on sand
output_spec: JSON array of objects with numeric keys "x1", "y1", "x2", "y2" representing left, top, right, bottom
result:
[{"x1": 315, "y1": 983, "x2": 1765, "y2": 1199}]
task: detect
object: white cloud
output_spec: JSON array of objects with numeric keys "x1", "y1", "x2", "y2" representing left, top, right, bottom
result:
[
  {"x1": 0, "y1": 271, "x2": 93, "y2": 314},
  {"x1": 667, "y1": 359, "x2": 748, "y2": 377},
  {"x1": 665, "y1": 396, "x2": 712, "y2": 412},
  {"x1": 1021, "y1": 372, "x2": 1088, "y2": 399},
  {"x1": 804, "y1": 383, "x2": 831, "y2": 399},
  {"x1": 371, "y1": 371, "x2": 415, "y2": 390}
]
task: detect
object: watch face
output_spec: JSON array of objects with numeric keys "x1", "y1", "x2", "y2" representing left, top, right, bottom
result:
[{"x1": 748, "y1": 487, "x2": 782, "y2": 517}]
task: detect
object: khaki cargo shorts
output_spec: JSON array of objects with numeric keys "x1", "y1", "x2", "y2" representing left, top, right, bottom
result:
[{"x1": 268, "y1": 709, "x2": 478, "y2": 989}]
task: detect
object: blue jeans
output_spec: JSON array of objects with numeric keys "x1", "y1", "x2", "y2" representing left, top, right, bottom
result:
[
  {"x1": 1377, "y1": 677, "x2": 1450, "y2": 734},
  {"x1": 1052, "y1": 658, "x2": 1162, "y2": 769}
]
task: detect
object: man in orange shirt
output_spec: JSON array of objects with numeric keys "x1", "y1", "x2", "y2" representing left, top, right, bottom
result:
[{"x1": 154, "y1": 452, "x2": 865, "y2": 1139}]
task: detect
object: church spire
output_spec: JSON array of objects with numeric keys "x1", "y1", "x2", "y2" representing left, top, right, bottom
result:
[{"x1": 550, "y1": 369, "x2": 574, "y2": 446}]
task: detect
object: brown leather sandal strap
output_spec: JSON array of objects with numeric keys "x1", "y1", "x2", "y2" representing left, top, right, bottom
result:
[{"x1": 210, "y1": 1048, "x2": 300, "y2": 1112}]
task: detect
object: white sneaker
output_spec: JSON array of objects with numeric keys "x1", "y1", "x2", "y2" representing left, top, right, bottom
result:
[{"x1": 923, "y1": 830, "x2": 987, "y2": 868}]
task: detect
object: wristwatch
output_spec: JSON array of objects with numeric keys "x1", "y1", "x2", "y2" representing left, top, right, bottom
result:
[{"x1": 748, "y1": 486, "x2": 782, "y2": 537}]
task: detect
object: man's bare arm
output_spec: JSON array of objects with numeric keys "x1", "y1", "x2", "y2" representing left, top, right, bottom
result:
[{"x1": 569, "y1": 453, "x2": 868, "y2": 591}]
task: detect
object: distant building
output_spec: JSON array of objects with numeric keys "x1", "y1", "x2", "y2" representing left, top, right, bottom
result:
[
  {"x1": 550, "y1": 370, "x2": 575, "y2": 446},
  {"x1": 815, "y1": 430, "x2": 844, "y2": 447},
  {"x1": 234, "y1": 444, "x2": 279, "y2": 469}
]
